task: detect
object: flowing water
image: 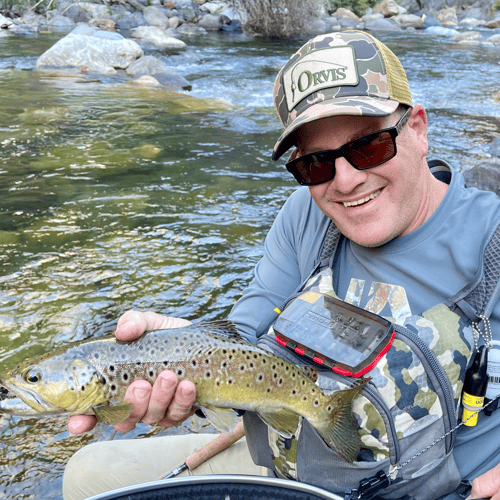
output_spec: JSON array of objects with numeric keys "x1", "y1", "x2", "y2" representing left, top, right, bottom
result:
[{"x1": 0, "y1": 26, "x2": 499, "y2": 499}]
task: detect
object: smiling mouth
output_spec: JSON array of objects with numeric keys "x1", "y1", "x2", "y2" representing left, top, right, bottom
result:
[{"x1": 343, "y1": 190, "x2": 381, "y2": 208}]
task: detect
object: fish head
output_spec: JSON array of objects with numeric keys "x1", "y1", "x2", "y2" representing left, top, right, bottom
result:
[{"x1": 0, "y1": 352, "x2": 109, "y2": 416}]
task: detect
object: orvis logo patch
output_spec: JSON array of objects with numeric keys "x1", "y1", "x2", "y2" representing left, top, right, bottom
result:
[{"x1": 283, "y1": 46, "x2": 359, "y2": 111}]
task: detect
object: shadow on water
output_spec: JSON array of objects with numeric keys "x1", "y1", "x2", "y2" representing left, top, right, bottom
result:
[{"x1": 0, "y1": 28, "x2": 499, "y2": 499}]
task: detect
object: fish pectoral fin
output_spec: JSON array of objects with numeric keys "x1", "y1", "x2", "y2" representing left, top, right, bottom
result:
[
  {"x1": 198, "y1": 404, "x2": 241, "y2": 434},
  {"x1": 258, "y1": 408, "x2": 301, "y2": 439},
  {"x1": 93, "y1": 400, "x2": 134, "y2": 425}
]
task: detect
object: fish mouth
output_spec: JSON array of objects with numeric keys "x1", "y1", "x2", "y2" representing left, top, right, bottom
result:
[{"x1": 0, "y1": 380, "x2": 57, "y2": 415}]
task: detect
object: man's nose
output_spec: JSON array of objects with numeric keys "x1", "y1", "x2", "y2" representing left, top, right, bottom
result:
[{"x1": 329, "y1": 156, "x2": 368, "y2": 193}]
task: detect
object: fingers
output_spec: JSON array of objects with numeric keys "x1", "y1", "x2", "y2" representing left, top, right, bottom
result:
[
  {"x1": 113, "y1": 380, "x2": 152, "y2": 433},
  {"x1": 113, "y1": 371, "x2": 196, "y2": 433},
  {"x1": 115, "y1": 310, "x2": 192, "y2": 342},
  {"x1": 67, "y1": 414, "x2": 98, "y2": 434},
  {"x1": 471, "y1": 463, "x2": 500, "y2": 499},
  {"x1": 141, "y1": 371, "x2": 196, "y2": 426}
]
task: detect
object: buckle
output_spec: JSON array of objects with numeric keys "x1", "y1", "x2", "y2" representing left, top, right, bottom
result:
[{"x1": 344, "y1": 470, "x2": 391, "y2": 500}]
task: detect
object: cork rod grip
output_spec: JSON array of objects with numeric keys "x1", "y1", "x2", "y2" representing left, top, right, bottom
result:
[{"x1": 185, "y1": 421, "x2": 245, "y2": 471}]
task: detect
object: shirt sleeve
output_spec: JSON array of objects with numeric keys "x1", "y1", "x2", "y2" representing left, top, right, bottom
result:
[{"x1": 228, "y1": 187, "x2": 329, "y2": 343}]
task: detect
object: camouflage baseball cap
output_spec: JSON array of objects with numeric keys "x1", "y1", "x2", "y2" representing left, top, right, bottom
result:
[{"x1": 272, "y1": 30, "x2": 413, "y2": 161}]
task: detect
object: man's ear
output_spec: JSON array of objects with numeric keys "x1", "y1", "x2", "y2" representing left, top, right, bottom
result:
[
  {"x1": 288, "y1": 147, "x2": 300, "y2": 162},
  {"x1": 407, "y1": 104, "x2": 429, "y2": 157}
]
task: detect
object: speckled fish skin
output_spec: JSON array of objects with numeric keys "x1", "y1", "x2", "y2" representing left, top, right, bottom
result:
[{"x1": 0, "y1": 321, "x2": 368, "y2": 462}]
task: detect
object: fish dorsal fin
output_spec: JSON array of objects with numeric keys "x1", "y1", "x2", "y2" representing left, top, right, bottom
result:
[
  {"x1": 258, "y1": 408, "x2": 301, "y2": 439},
  {"x1": 198, "y1": 404, "x2": 241, "y2": 433},
  {"x1": 196, "y1": 321, "x2": 248, "y2": 343},
  {"x1": 93, "y1": 400, "x2": 134, "y2": 425}
]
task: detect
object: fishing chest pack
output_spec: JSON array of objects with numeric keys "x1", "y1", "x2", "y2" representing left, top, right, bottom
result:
[{"x1": 243, "y1": 161, "x2": 500, "y2": 500}]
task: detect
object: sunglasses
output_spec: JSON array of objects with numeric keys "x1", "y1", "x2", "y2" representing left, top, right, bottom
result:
[{"x1": 285, "y1": 108, "x2": 411, "y2": 186}]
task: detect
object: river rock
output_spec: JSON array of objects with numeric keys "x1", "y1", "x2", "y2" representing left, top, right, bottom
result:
[
  {"x1": 487, "y1": 138, "x2": 500, "y2": 157},
  {"x1": 452, "y1": 30, "x2": 484, "y2": 43},
  {"x1": 64, "y1": 5, "x2": 91, "y2": 23},
  {"x1": 424, "y1": 25, "x2": 459, "y2": 36},
  {"x1": 116, "y1": 12, "x2": 148, "y2": 30},
  {"x1": 364, "y1": 17, "x2": 403, "y2": 31},
  {"x1": 463, "y1": 163, "x2": 500, "y2": 195},
  {"x1": 393, "y1": 14, "x2": 423, "y2": 28},
  {"x1": 127, "y1": 75, "x2": 162, "y2": 87},
  {"x1": 198, "y1": 13, "x2": 222, "y2": 30},
  {"x1": 487, "y1": 34, "x2": 500, "y2": 44},
  {"x1": 0, "y1": 14, "x2": 14, "y2": 28},
  {"x1": 334, "y1": 8, "x2": 361, "y2": 21},
  {"x1": 36, "y1": 28, "x2": 143, "y2": 74},
  {"x1": 362, "y1": 13, "x2": 384, "y2": 23},
  {"x1": 436, "y1": 7, "x2": 458, "y2": 26},
  {"x1": 47, "y1": 16, "x2": 76, "y2": 30},
  {"x1": 422, "y1": 16, "x2": 443, "y2": 28},
  {"x1": 176, "y1": 23, "x2": 207, "y2": 35},
  {"x1": 373, "y1": 0, "x2": 401, "y2": 17},
  {"x1": 169, "y1": 16, "x2": 181, "y2": 29},
  {"x1": 131, "y1": 26, "x2": 186, "y2": 49},
  {"x1": 143, "y1": 6, "x2": 170, "y2": 30},
  {"x1": 199, "y1": 1, "x2": 228, "y2": 14},
  {"x1": 459, "y1": 17, "x2": 486, "y2": 26},
  {"x1": 486, "y1": 16, "x2": 500, "y2": 28},
  {"x1": 126, "y1": 55, "x2": 191, "y2": 90}
]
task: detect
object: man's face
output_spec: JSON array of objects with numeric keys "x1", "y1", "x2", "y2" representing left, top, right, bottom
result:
[{"x1": 296, "y1": 105, "x2": 441, "y2": 248}]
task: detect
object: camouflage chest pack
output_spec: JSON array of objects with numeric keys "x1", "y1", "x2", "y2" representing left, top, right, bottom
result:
[{"x1": 243, "y1": 216, "x2": 500, "y2": 500}]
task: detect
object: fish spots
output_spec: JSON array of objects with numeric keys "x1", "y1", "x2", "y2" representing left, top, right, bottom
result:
[
  {"x1": 204, "y1": 370, "x2": 212, "y2": 379},
  {"x1": 313, "y1": 399, "x2": 320, "y2": 407},
  {"x1": 191, "y1": 359, "x2": 198, "y2": 368},
  {"x1": 122, "y1": 372, "x2": 129, "y2": 382},
  {"x1": 176, "y1": 367, "x2": 185, "y2": 378},
  {"x1": 257, "y1": 374, "x2": 264, "y2": 383},
  {"x1": 109, "y1": 366, "x2": 115, "y2": 373},
  {"x1": 148, "y1": 370, "x2": 155, "y2": 378},
  {"x1": 239, "y1": 364, "x2": 246, "y2": 373}
]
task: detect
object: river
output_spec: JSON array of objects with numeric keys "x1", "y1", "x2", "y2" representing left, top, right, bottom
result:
[{"x1": 0, "y1": 27, "x2": 499, "y2": 499}]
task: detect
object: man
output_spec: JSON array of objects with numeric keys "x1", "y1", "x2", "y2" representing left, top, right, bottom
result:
[{"x1": 64, "y1": 31, "x2": 500, "y2": 500}]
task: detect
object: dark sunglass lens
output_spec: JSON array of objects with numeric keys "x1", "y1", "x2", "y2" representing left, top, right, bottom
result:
[
  {"x1": 346, "y1": 131, "x2": 395, "y2": 169},
  {"x1": 296, "y1": 156, "x2": 335, "y2": 185}
]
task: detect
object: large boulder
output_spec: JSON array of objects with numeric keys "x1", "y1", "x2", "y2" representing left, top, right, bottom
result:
[
  {"x1": 36, "y1": 26, "x2": 143, "y2": 74},
  {"x1": 126, "y1": 55, "x2": 192, "y2": 90}
]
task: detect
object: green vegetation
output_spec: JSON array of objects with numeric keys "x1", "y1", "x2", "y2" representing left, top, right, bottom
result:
[
  {"x1": 326, "y1": 0, "x2": 378, "y2": 17},
  {"x1": 493, "y1": 0, "x2": 500, "y2": 12}
]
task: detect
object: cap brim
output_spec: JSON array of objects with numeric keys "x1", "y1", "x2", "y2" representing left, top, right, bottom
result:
[{"x1": 272, "y1": 96, "x2": 400, "y2": 161}]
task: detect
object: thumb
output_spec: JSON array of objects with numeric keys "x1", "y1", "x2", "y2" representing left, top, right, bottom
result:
[{"x1": 471, "y1": 463, "x2": 500, "y2": 499}]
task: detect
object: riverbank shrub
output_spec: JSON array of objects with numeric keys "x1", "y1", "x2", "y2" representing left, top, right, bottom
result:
[
  {"x1": 326, "y1": 0, "x2": 378, "y2": 17},
  {"x1": 232, "y1": 0, "x2": 317, "y2": 38}
]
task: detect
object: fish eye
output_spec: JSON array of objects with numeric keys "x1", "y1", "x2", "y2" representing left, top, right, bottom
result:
[{"x1": 23, "y1": 368, "x2": 42, "y2": 384}]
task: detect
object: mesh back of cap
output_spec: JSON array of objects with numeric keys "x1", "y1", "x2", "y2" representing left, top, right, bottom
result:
[{"x1": 368, "y1": 33, "x2": 413, "y2": 107}]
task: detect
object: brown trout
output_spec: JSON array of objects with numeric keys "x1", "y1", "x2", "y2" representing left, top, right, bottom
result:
[{"x1": 0, "y1": 321, "x2": 368, "y2": 462}]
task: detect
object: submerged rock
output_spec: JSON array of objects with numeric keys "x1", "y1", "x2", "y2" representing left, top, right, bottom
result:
[{"x1": 126, "y1": 55, "x2": 192, "y2": 90}]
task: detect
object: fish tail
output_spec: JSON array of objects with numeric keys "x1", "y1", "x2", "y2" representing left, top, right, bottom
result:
[{"x1": 314, "y1": 378, "x2": 370, "y2": 463}]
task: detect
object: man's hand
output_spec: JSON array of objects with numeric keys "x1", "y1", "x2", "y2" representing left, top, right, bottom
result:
[
  {"x1": 67, "y1": 311, "x2": 196, "y2": 435},
  {"x1": 471, "y1": 462, "x2": 500, "y2": 499}
]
